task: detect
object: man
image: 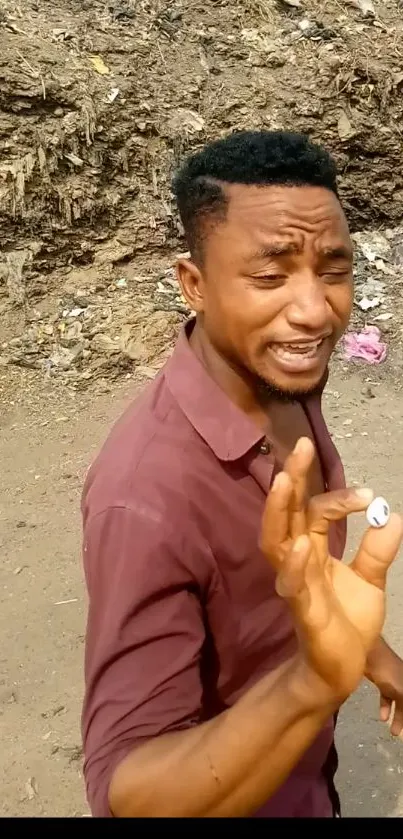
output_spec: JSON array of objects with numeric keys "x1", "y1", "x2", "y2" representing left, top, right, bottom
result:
[{"x1": 81, "y1": 131, "x2": 403, "y2": 818}]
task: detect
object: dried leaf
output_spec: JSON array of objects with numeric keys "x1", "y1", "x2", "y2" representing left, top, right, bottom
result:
[
  {"x1": 89, "y1": 55, "x2": 110, "y2": 75},
  {"x1": 373, "y1": 312, "x2": 393, "y2": 322},
  {"x1": 64, "y1": 152, "x2": 84, "y2": 167},
  {"x1": 337, "y1": 111, "x2": 355, "y2": 141}
]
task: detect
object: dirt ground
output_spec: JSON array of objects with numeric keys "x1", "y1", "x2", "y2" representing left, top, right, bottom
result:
[
  {"x1": 2, "y1": 0, "x2": 403, "y2": 821},
  {"x1": 1, "y1": 361, "x2": 403, "y2": 817}
]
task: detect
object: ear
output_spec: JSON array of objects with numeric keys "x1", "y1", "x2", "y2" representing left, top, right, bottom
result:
[{"x1": 176, "y1": 258, "x2": 205, "y2": 313}]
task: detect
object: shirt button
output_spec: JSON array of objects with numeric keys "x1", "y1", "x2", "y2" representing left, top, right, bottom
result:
[{"x1": 259, "y1": 439, "x2": 271, "y2": 455}]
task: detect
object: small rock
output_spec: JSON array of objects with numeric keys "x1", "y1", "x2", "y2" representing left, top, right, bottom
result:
[
  {"x1": 136, "y1": 366, "x2": 158, "y2": 379},
  {"x1": 167, "y1": 108, "x2": 205, "y2": 137},
  {"x1": 52, "y1": 705, "x2": 66, "y2": 717},
  {"x1": 0, "y1": 687, "x2": 18, "y2": 705},
  {"x1": 60, "y1": 322, "x2": 83, "y2": 348},
  {"x1": 49, "y1": 344, "x2": 83, "y2": 370},
  {"x1": 25, "y1": 778, "x2": 38, "y2": 800},
  {"x1": 299, "y1": 18, "x2": 313, "y2": 31},
  {"x1": 353, "y1": 0, "x2": 375, "y2": 17},
  {"x1": 62, "y1": 745, "x2": 83, "y2": 763},
  {"x1": 73, "y1": 294, "x2": 91, "y2": 308},
  {"x1": 357, "y1": 296, "x2": 381, "y2": 311},
  {"x1": 91, "y1": 334, "x2": 120, "y2": 355}
]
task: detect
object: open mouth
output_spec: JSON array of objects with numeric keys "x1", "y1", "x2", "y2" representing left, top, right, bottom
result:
[{"x1": 267, "y1": 338, "x2": 327, "y2": 373}]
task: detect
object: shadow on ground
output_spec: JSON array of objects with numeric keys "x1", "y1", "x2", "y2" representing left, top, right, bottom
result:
[{"x1": 337, "y1": 681, "x2": 403, "y2": 817}]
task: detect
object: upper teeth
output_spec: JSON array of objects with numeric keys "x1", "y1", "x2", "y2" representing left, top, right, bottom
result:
[{"x1": 285, "y1": 341, "x2": 321, "y2": 349}]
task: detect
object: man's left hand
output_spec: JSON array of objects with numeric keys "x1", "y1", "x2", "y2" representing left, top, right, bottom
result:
[{"x1": 365, "y1": 637, "x2": 403, "y2": 736}]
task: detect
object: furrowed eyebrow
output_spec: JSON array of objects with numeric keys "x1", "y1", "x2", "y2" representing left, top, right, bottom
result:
[
  {"x1": 319, "y1": 245, "x2": 353, "y2": 260},
  {"x1": 249, "y1": 243, "x2": 353, "y2": 261},
  {"x1": 251, "y1": 242, "x2": 301, "y2": 259}
]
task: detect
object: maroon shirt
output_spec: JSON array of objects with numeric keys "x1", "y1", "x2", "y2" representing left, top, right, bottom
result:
[{"x1": 81, "y1": 323, "x2": 346, "y2": 818}]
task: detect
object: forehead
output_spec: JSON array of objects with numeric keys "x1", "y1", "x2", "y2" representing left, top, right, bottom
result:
[{"x1": 216, "y1": 183, "x2": 351, "y2": 251}]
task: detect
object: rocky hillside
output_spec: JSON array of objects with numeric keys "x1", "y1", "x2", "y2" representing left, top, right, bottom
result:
[{"x1": 1, "y1": 0, "x2": 403, "y2": 392}]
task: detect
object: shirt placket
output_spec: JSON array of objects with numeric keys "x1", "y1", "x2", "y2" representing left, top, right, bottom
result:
[{"x1": 247, "y1": 439, "x2": 276, "y2": 496}]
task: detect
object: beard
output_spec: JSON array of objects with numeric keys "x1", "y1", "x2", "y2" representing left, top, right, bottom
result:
[{"x1": 254, "y1": 371, "x2": 327, "y2": 404}]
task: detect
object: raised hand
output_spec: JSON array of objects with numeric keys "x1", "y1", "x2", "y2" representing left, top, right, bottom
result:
[{"x1": 260, "y1": 438, "x2": 403, "y2": 703}]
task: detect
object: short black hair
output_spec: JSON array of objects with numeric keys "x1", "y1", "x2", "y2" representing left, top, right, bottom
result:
[{"x1": 172, "y1": 130, "x2": 339, "y2": 261}]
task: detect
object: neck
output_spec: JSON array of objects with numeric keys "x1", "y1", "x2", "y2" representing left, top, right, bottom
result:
[{"x1": 189, "y1": 320, "x2": 271, "y2": 430}]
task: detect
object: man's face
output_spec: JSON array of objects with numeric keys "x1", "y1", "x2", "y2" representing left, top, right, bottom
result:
[{"x1": 178, "y1": 183, "x2": 353, "y2": 397}]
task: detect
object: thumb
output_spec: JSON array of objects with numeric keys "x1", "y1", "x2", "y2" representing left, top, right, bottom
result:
[
  {"x1": 308, "y1": 487, "x2": 374, "y2": 535},
  {"x1": 349, "y1": 512, "x2": 403, "y2": 590}
]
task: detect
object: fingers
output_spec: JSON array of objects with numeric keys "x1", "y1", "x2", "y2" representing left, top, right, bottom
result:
[
  {"x1": 308, "y1": 488, "x2": 374, "y2": 535},
  {"x1": 381, "y1": 695, "x2": 403, "y2": 737},
  {"x1": 391, "y1": 701, "x2": 403, "y2": 737},
  {"x1": 260, "y1": 471, "x2": 293, "y2": 568},
  {"x1": 261, "y1": 437, "x2": 314, "y2": 569},
  {"x1": 275, "y1": 534, "x2": 312, "y2": 598},
  {"x1": 283, "y1": 438, "x2": 314, "y2": 539},
  {"x1": 308, "y1": 487, "x2": 374, "y2": 561},
  {"x1": 380, "y1": 694, "x2": 392, "y2": 723},
  {"x1": 349, "y1": 512, "x2": 403, "y2": 590}
]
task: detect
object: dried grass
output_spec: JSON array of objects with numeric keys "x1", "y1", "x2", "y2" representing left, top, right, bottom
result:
[{"x1": 246, "y1": 0, "x2": 277, "y2": 22}]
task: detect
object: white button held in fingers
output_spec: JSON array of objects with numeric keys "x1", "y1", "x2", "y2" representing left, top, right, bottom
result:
[{"x1": 366, "y1": 497, "x2": 390, "y2": 529}]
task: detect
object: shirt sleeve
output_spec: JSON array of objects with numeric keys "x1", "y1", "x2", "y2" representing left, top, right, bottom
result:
[{"x1": 81, "y1": 504, "x2": 207, "y2": 817}]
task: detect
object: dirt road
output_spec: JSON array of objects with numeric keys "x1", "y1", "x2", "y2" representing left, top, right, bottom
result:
[{"x1": 1, "y1": 363, "x2": 403, "y2": 817}]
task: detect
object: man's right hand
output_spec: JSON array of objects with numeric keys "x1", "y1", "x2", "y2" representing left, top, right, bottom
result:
[
  {"x1": 108, "y1": 437, "x2": 402, "y2": 818},
  {"x1": 261, "y1": 437, "x2": 403, "y2": 704}
]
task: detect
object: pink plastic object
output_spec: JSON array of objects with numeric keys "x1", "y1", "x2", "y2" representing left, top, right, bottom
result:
[{"x1": 343, "y1": 325, "x2": 387, "y2": 364}]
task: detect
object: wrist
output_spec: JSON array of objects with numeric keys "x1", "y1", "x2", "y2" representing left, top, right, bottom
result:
[
  {"x1": 365, "y1": 636, "x2": 394, "y2": 682},
  {"x1": 365, "y1": 636, "x2": 383, "y2": 674},
  {"x1": 288, "y1": 655, "x2": 350, "y2": 715}
]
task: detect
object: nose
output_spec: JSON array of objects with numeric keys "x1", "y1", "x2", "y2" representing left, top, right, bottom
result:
[{"x1": 286, "y1": 275, "x2": 329, "y2": 333}]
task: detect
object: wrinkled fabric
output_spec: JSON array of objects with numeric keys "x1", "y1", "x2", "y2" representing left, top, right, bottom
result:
[{"x1": 343, "y1": 325, "x2": 387, "y2": 364}]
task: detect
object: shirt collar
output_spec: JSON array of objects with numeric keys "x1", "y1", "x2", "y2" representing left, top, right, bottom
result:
[{"x1": 165, "y1": 322, "x2": 264, "y2": 462}]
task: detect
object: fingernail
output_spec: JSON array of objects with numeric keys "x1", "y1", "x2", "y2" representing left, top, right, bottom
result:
[{"x1": 355, "y1": 488, "x2": 374, "y2": 502}]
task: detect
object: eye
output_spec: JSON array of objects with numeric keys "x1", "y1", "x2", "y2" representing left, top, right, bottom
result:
[
  {"x1": 252, "y1": 274, "x2": 286, "y2": 287},
  {"x1": 320, "y1": 271, "x2": 349, "y2": 284}
]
